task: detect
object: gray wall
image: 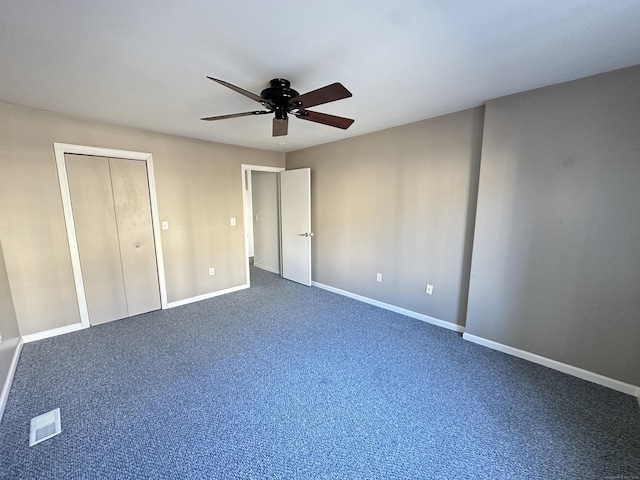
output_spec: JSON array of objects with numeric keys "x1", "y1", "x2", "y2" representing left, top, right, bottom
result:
[
  {"x1": 0, "y1": 101, "x2": 284, "y2": 335},
  {"x1": 466, "y1": 65, "x2": 640, "y2": 386},
  {"x1": 251, "y1": 171, "x2": 280, "y2": 273},
  {"x1": 0, "y1": 239, "x2": 21, "y2": 420},
  {"x1": 286, "y1": 108, "x2": 484, "y2": 327}
]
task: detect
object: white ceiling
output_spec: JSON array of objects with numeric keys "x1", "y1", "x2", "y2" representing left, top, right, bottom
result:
[{"x1": 1, "y1": 1, "x2": 639, "y2": 152}]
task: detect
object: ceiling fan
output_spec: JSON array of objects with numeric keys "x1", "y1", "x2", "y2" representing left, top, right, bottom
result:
[{"x1": 201, "y1": 77, "x2": 354, "y2": 137}]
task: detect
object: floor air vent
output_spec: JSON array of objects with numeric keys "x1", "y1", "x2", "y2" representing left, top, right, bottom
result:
[{"x1": 29, "y1": 408, "x2": 61, "y2": 446}]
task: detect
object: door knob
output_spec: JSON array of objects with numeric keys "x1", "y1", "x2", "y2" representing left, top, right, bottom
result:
[
  {"x1": 300, "y1": 232, "x2": 314, "y2": 237},
  {"x1": 135, "y1": 244, "x2": 141, "y2": 248}
]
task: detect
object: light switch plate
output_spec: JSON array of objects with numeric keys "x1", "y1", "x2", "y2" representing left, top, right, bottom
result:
[
  {"x1": 161, "y1": 221, "x2": 169, "y2": 230},
  {"x1": 230, "y1": 217, "x2": 236, "y2": 226}
]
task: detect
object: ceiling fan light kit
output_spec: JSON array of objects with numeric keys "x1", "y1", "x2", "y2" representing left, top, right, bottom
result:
[{"x1": 202, "y1": 77, "x2": 354, "y2": 137}]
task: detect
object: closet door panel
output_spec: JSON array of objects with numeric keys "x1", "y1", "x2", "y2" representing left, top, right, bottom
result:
[
  {"x1": 109, "y1": 158, "x2": 161, "y2": 316},
  {"x1": 65, "y1": 154, "x2": 128, "y2": 325}
]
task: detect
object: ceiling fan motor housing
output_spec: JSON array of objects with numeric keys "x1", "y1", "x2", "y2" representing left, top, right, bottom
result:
[{"x1": 261, "y1": 78, "x2": 300, "y2": 114}]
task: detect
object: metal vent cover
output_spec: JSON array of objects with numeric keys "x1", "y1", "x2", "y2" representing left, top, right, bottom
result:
[{"x1": 29, "y1": 408, "x2": 61, "y2": 446}]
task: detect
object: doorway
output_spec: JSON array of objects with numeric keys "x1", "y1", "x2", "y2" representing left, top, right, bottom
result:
[
  {"x1": 54, "y1": 143, "x2": 168, "y2": 329},
  {"x1": 250, "y1": 171, "x2": 281, "y2": 274},
  {"x1": 241, "y1": 165, "x2": 313, "y2": 287},
  {"x1": 241, "y1": 165, "x2": 285, "y2": 285}
]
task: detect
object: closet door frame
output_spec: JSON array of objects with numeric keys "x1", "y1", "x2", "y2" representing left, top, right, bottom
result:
[{"x1": 54, "y1": 143, "x2": 168, "y2": 329}]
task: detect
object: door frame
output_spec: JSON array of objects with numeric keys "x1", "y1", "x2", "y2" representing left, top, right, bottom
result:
[
  {"x1": 241, "y1": 164, "x2": 285, "y2": 286},
  {"x1": 54, "y1": 143, "x2": 168, "y2": 328}
]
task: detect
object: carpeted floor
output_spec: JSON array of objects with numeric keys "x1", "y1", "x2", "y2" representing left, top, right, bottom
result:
[{"x1": 1, "y1": 267, "x2": 639, "y2": 479}]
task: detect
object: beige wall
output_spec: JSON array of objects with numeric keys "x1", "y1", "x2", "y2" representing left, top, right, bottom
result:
[
  {"x1": 0, "y1": 240, "x2": 21, "y2": 416},
  {"x1": 0, "y1": 241, "x2": 20, "y2": 341},
  {"x1": 0, "y1": 101, "x2": 284, "y2": 335},
  {"x1": 466, "y1": 65, "x2": 640, "y2": 386},
  {"x1": 286, "y1": 108, "x2": 484, "y2": 327}
]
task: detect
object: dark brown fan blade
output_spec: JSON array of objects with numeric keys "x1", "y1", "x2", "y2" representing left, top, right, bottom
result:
[
  {"x1": 201, "y1": 110, "x2": 270, "y2": 121},
  {"x1": 207, "y1": 77, "x2": 264, "y2": 103},
  {"x1": 288, "y1": 82, "x2": 352, "y2": 109},
  {"x1": 273, "y1": 117, "x2": 288, "y2": 136},
  {"x1": 296, "y1": 110, "x2": 354, "y2": 129}
]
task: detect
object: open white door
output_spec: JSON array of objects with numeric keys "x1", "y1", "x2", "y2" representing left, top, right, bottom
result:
[{"x1": 280, "y1": 168, "x2": 312, "y2": 286}]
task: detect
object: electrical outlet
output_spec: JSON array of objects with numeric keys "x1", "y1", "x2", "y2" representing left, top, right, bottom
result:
[
  {"x1": 209, "y1": 267, "x2": 215, "y2": 276},
  {"x1": 426, "y1": 284, "x2": 434, "y2": 295},
  {"x1": 376, "y1": 273, "x2": 382, "y2": 282}
]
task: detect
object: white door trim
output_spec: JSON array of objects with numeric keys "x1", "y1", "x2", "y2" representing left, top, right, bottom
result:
[
  {"x1": 54, "y1": 143, "x2": 168, "y2": 328},
  {"x1": 241, "y1": 164, "x2": 285, "y2": 286}
]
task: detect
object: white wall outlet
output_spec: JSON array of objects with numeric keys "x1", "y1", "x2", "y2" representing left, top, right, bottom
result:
[
  {"x1": 209, "y1": 267, "x2": 215, "y2": 276},
  {"x1": 426, "y1": 284, "x2": 434, "y2": 295},
  {"x1": 376, "y1": 273, "x2": 382, "y2": 282},
  {"x1": 161, "y1": 221, "x2": 169, "y2": 230},
  {"x1": 230, "y1": 217, "x2": 236, "y2": 226}
]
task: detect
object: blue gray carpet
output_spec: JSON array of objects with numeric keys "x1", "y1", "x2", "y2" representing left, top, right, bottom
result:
[{"x1": 1, "y1": 267, "x2": 639, "y2": 479}]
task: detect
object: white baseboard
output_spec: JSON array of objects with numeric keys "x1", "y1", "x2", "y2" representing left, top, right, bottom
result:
[
  {"x1": 312, "y1": 281, "x2": 465, "y2": 333},
  {"x1": 0, "y1": 337, "x2": 23, "y2": 423},
  {"x1": 166, "y1": 284, "x2": 249, "y2": 308},
  {"x1": 22, "y1": 322, "x2": 85, "y2": 343},
  {"x1": 20, "y1": 285, "x2": 250, "y2": 341},
  {"x1": 253, "y1": 263, "x2": 280, "y2": 274},
  {"x1": 463, "y1": 333, "x2": 640, "y2": 398}
]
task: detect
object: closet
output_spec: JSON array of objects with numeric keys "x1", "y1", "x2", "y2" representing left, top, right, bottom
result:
[{"x1": 65, "y1": 154, "x2": 161, "y2": 325}]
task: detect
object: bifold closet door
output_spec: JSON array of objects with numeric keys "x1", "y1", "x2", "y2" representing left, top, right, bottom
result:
[
  {"x1": 108, "y1": 158, "x2": 161, "y2": 317},
  {"x1": 66, "y1": 154, "x2": 161, "y2": 326}
]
